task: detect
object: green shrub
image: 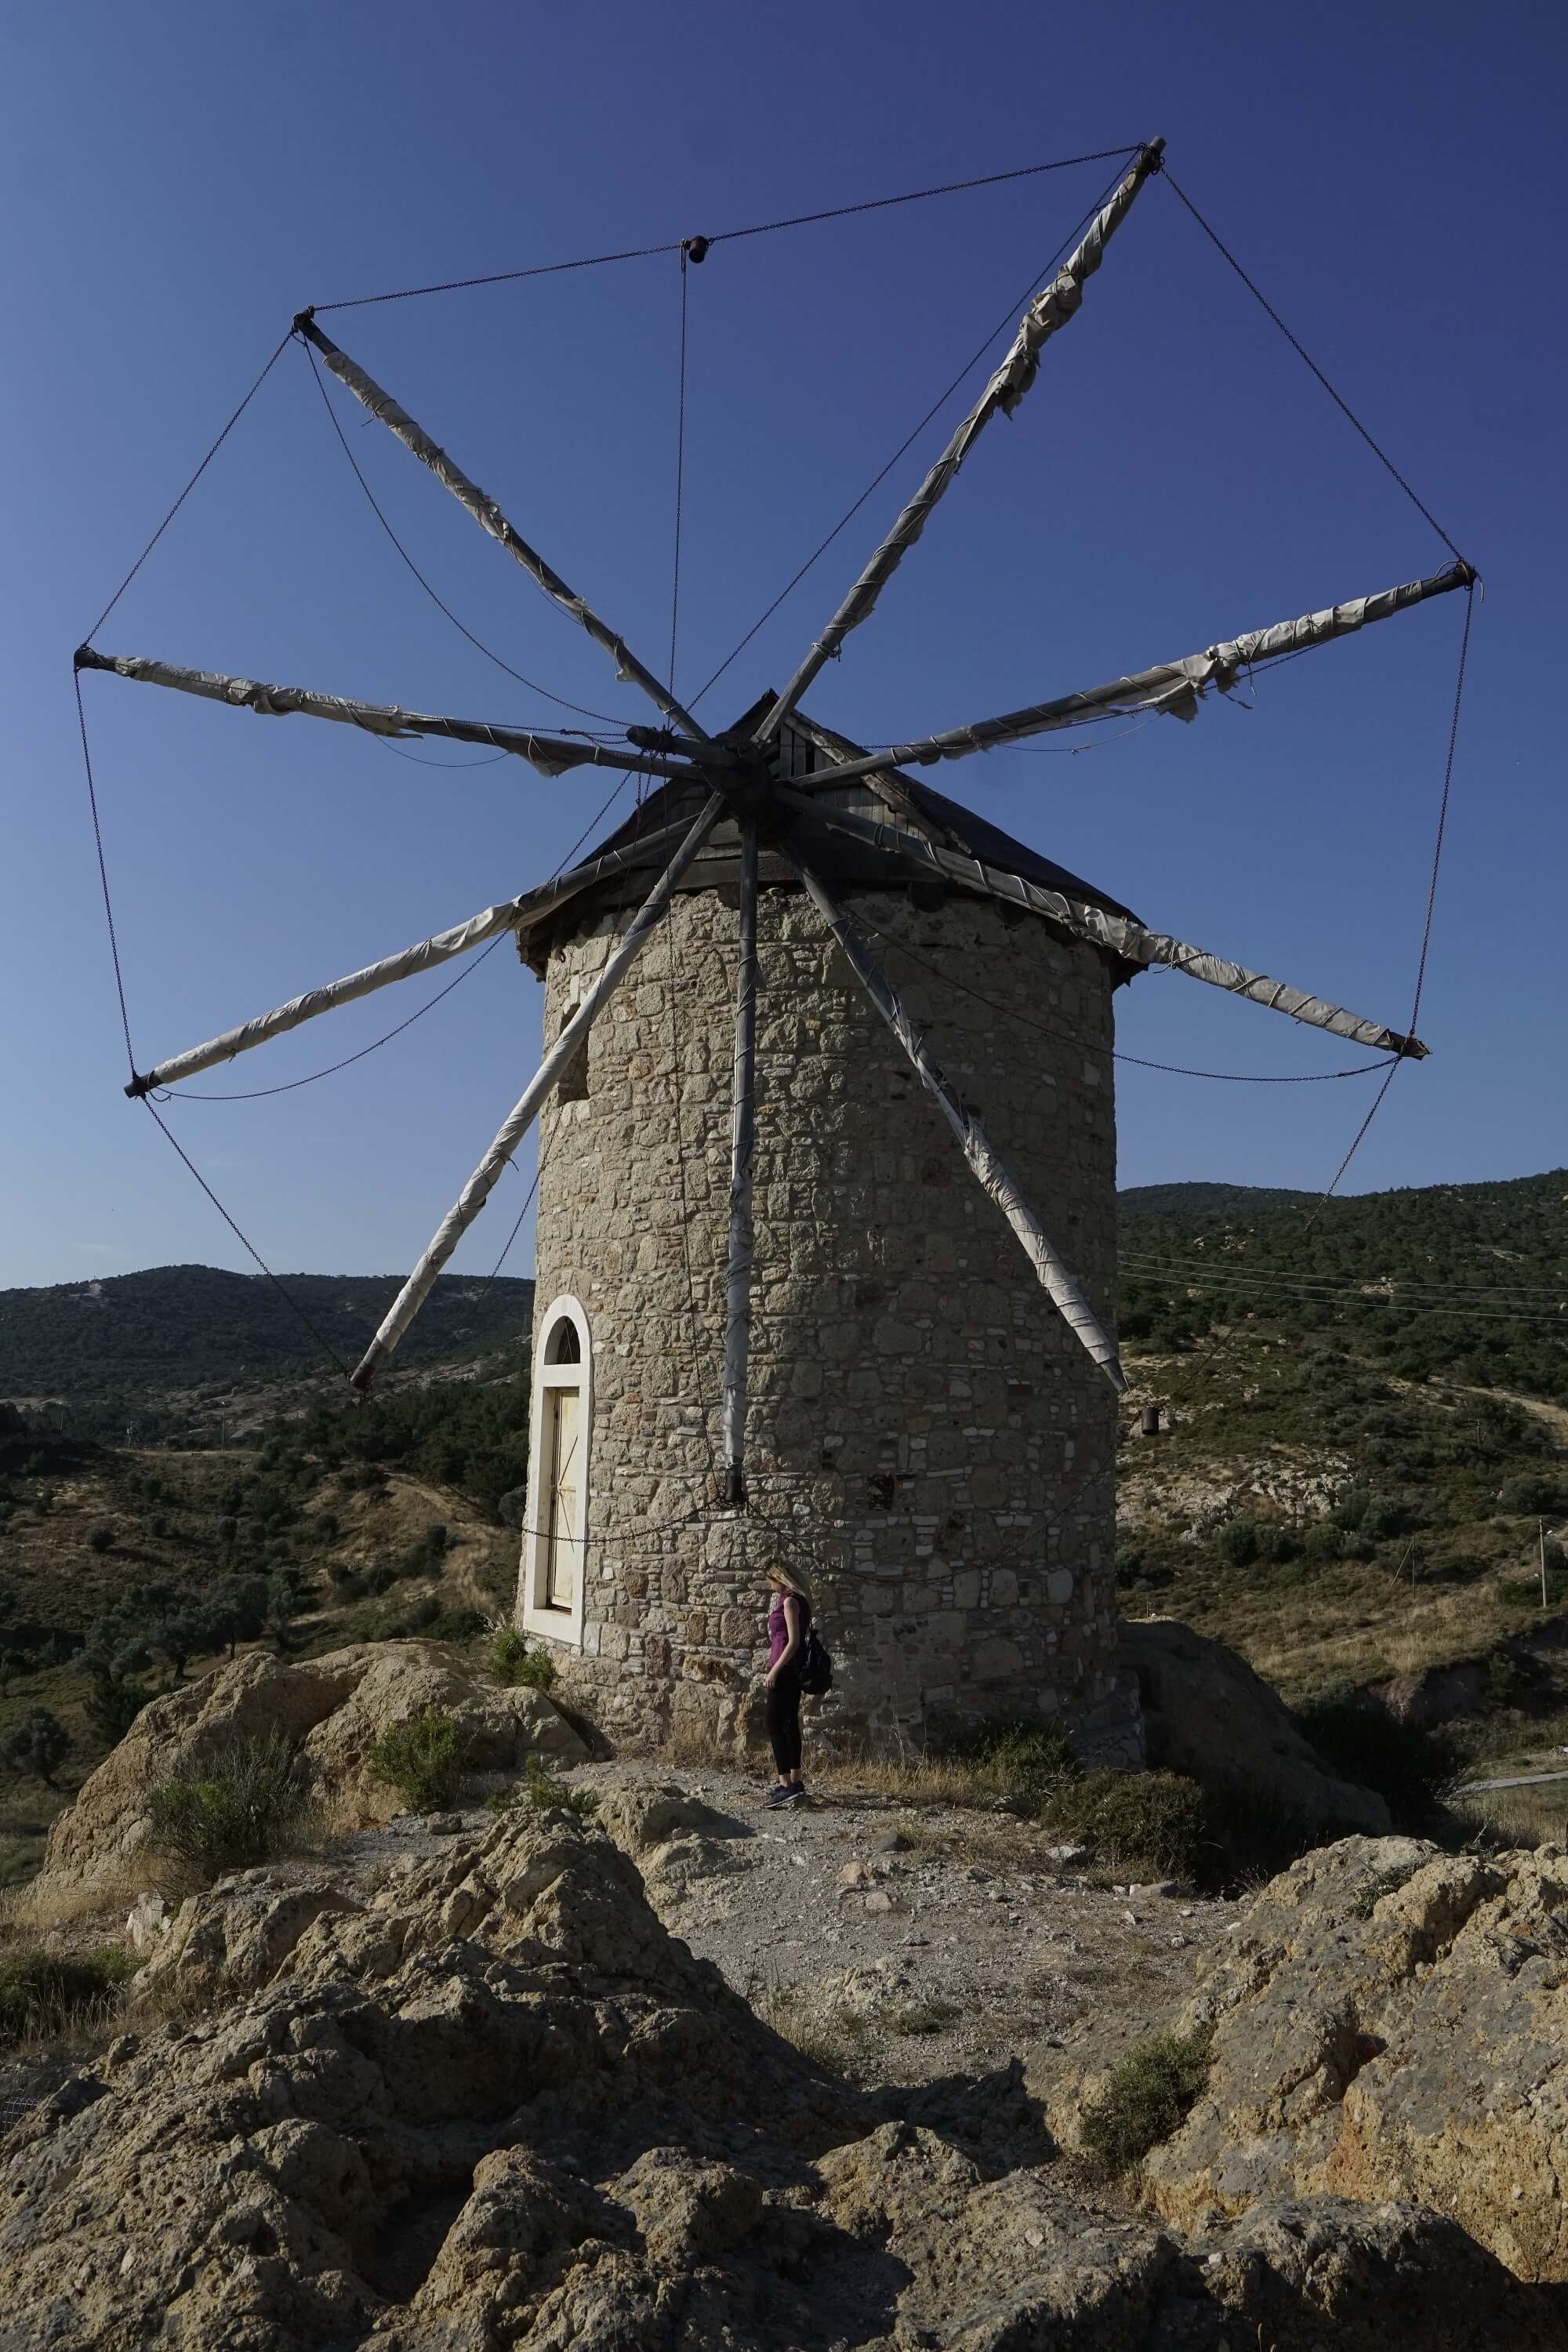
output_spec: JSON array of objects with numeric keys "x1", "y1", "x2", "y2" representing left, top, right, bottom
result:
[
  {"x1": 85, "y1": 1670, "x2": 150, "y2": 1746},
  {"x1": 146, "y1": 1734, "x2": 316, "y2": 1888},
  {"x1": 366, "y1": 1708, "x2": 470, "y2": 1813},
  {"x1": 1080, "y1": 2028, "x2": 1214, "y2": 2178},
  {"x1": 1217, "y1": 1516, "x2": 1260, "y2": 1566},
  {"x1": 87, "y1": 1526, "x2": 114, "y2": 1555},
  {"x1": 510, "y1": 1769, "x2": 601, "y2": 1816},
  {"x1": 1055, "y1": 1769, "x2": 1210, "y2": 1882},
  {"x1": 490, "y1": 1627, "x2": 557, "y2": 1693},
  {"x1": 1298, "y1": 1690, "x2": 1457, "y2": 1827},
  {"x1": 0, "y1": 1947, "x2": 139, "y2": 2049},
  {"x1": 0, "y1": 1705, "x2": 71, "y2": 1786},
  {"x1": 1500, "y1": 1473, "x2": 1564, "y2": 1515}
]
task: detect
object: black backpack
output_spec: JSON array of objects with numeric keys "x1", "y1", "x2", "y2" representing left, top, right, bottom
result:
[{"x1": 798, "y1": 1624, "x2": 833, "y2": 1696}]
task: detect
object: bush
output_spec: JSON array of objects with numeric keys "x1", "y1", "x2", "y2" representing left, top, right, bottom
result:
[
  {"x1": 424, "y1": 1606, "x2": 485, "y2": 1644},
  {"x1": 0, "y1": 1947, "x2": 139, "y2": 2049},
  {"x1": 1080, "y1": 2028, "x2": 1214, "y2": 2178},
  {"x1": 1, "y1": 1705, "x2": 71, "y2": 1786},
  {"x1": 1216, "y1": 1516, "x2": 1259, "y2": 1567},
  {"x1": 87, "y1": 1526, "x2": 114, "y2": 1555},
  {"x1": 1298, "y1": 1690, "x2": 1458, "y2": 1828},
  {"x1": 490, "y1": 1627, "x2": 557, "y2": 1693},
  {"x1": 85, "y1": 1669, "x2": 150, "y2": 1746},
  {"x1": 1500, "y1": 1474, "x2": 1564, "y2": 1516},
  {"x1": 365, "y1": 1708, "x2": 470, "y2": 1813},
  {"x1": 1054, "y1": 1769, "x2": 1210, "y2": 1883},
  {"x1": 488, "y1": 1756, "x2": 598, "y2": 1820},
  {"x1": 146, "y1": 1734, "x2": 316, "y2": 1887}
]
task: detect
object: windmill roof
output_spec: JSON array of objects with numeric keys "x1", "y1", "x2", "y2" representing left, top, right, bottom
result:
[{"x1": 516, "y1": 695, "x2": 1141, "y2": 973}]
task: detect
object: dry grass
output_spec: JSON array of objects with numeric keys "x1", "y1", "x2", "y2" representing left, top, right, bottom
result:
[
  {"x1": 0, "y1": 1867, "x2": 148, "y2": 1940},
  {"x1": 1450, "y1": 1784, "x2": 1568, "y2": 1850},
  {"x1": 746, "y1": 1969, "x2": 869, "y2": 2078}
]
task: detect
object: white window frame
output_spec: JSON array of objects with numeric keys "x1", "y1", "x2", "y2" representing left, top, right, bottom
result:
[{"x1": 519, "y1": 1293, "x2": 592, "y2": 1650}]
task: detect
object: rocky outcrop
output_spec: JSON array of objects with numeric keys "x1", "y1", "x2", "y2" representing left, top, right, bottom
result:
[
  {"x1": 5, "y1": 1809, "x2": 1566, "y2": 2347},
  {"x1": 1381, "y1": 1658, "x2": 1489, "y2": 1726},
  {"x1": 590, "y1": 1779, "x2": 751, "y2": 1915},
  {"x1": 1139, "y1": 1834, "x2": 1568, "y2": 2281},
  {"x1": 36, "y1": 1642, "x2": 587, "y2": 1897},
  {"x1": 1120, "y1": 1616, "x2": 1391, "y2": 1835}
]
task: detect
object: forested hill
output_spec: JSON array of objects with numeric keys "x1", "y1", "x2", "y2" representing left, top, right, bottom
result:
[
  {"x1": 0, "y1": 1265, "x2": 535, "y2": 1407},
  {"x1": 1119, "y1": 1169, "x2": 1568, "y2": 1399}
]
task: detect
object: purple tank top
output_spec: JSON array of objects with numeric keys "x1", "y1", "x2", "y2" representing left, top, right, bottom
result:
[{"x1": 768, "y1": 1591, "x2": 810, "y2": 1668}]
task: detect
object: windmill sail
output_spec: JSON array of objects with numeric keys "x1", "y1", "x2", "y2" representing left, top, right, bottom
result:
[
  {"x1": 785, "y1": 847, "x2": 1125, "y2": 1392},
  {"x1": 74, "y1": 648, "x2": 675, "y2": 781},
  {"x1": 122, "y1": 818, "x2": 695, "y2": 1095},
  {"x1": 782, "y1": 558, "x2": 1474, "y2": 786},
  {"x1": 782, "y1": 793, "x2": 1426, "y2": 1058},
  {"x1": 757, "y1": 139, "x2": 1164, "y2": 742},
  {"x1": 296, "y1": 315, "x2": 712, "y2": 743},
  {"x1": 351, "y1": 793, "x2": 726, "y2": 1389}
]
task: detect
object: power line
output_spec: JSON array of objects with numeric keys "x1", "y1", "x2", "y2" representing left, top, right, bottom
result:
[
  {"x1": 851, "y1": 911, "x2": 1397, "y2": 1086},
  {"x1": 74, "y1": 668, "x2": 135, "y2": 1077},
  {"x1": 82, "y1": 328, "x2": 295, "y2": 644},
  {"x1": 302, "y1": 339, "x2": 630, "y2": 728},
  {"x1": 1301, "y1": 582, "x2": 1475, "y2": 1230},
  {"x1": 313, "y1": 147, "x2": 1140, "y2": 313},
  {"x1": 688, "y1": 158, "x2": 1136, "y2": 710},
  {"x1": 140, "y1": 1101, "x2": 356, "y2": 1377},
  {"x1": 163, "y1": 767, "x2": 636, "y2": 1105},
  {"x1": 1161, "y1": 169, "x2": 1467, "y2": 564}
]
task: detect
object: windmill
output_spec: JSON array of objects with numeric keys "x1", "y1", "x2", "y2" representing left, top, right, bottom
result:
[{"x1": 76, "y1": 140, "x2": 1472, "y2": 1751}]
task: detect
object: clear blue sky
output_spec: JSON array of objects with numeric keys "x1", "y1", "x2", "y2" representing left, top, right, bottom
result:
[{"x1": 3, "y1": 0, "x2": 1563, "y2": 1295}]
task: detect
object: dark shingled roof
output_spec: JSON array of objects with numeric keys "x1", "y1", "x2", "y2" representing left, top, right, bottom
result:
[{"x1": 517, "y1": 693, "x2": 1141, "y2": 973}]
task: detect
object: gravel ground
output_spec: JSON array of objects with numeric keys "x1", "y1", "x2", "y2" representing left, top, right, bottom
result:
[
  {"x1": 0, "y1": 1758, "x2": 1240, "y2": 2131},
  {"x1": 555, "y1": 1755, "x2": 1243, "y2": 2092}
]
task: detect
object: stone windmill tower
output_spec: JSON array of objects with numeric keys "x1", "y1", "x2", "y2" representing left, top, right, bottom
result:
[{"x1": 79, "y1": 137, "x2": 1472, "y2": 1756}]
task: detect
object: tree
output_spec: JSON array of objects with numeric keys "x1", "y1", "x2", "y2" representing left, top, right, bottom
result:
[
  {"x1": 2, "y1": 1706, "x2": 71, "y2": 1788},
  {"x1": 266, "y1": 1572, "x2": 297, "y2": 1652}
]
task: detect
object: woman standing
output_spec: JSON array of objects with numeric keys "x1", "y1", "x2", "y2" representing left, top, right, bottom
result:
[{"x1": 761, "y1": 1566, "x2": 813, "y2": 1809}]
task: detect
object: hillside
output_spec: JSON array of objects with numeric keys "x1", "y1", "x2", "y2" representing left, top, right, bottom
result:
[
  {"x1": 0, "y1": 1167, "x2": 1565, "y2": 1882},
  {"x1": 1120, "y1": 1167, "x2": 1568, "y2": 1402},
  {"x1": 0, "y1": 1265, "x2": 534, "y2": 1428}
]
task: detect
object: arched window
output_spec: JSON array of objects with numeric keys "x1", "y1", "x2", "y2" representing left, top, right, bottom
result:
[
  {"x1": 521, "y1": 1295, "x2": 591, "y2": 1647},
  {"x1": 545, "y1": 1316, "x2": 581, "y2": 1364}
]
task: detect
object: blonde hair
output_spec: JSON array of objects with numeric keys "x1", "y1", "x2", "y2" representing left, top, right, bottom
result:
[{"x1": 768, "y1": 1564, "x2": 814, "y2": 1606}]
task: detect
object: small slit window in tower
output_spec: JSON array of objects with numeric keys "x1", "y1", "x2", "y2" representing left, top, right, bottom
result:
[{"x1": 555, "y1": 996, "x2": 589, "y2": 1102}]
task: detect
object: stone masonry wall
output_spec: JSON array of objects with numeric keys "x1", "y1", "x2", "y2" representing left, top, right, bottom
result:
[{"x1": 523, "y1": 880, "x2": 1134, "y2": 1760}]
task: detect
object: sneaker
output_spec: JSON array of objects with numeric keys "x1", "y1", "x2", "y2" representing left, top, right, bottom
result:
[
  {"x1": 762, "y1": 1785, "x2": 793, "y2": 1809},
  {"x1": 780, "y1": 1785, "x2": 809, "y2": 1808}
]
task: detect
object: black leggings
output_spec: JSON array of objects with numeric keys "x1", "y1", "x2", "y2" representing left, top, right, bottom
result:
[{"x1": 765, "y1": 1670, "x2": 804, "y2": 1776}]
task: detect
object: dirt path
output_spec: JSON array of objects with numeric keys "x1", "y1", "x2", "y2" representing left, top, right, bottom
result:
[{"x1": 558, "y1": 1757, "x2": 1239, "y2": 2093}]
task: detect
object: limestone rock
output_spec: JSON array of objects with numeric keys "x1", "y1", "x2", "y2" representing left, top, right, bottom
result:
[
  {"x1": 1142, "y1": 1833, "x2": 1568, "y2": 2282},
  {"x1": 35, "y1": 1642, "x2": 587, "y2": 1898},
  {"x1": 3, "y1": 1812, "x2": 1565, "y2": 2347},
  {"x1": 1381, "y1": 1658, "x2": 1488, "y2": 1726},
  {"x1": 136, "y1": 1868, "x2": 359, "y2": 2002},
  {"x1": 1120, "y1": 1616, "x2": 1391, "y2": 1835},
  {"x1": 590, "y1": 1778, "x2": 752, "y2": 1914}
]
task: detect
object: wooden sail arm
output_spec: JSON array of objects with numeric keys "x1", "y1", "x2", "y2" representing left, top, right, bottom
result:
[
  {"x1": 774, "y1": 791, "x2": 1427, "y2": 1059},
  {"x1": 293, "y1": 313, "x2": 713, "y2": 746},
  {"x1": 719, "y1": 822, "x2": 760, "y2": 1506},
  {"x1": 73, "y1": 646, "x2": 693, "y2": 784},
  {"x1": 754, "y1": 138, "x2": 1165, "y2": 746},
  {"x1": 351, "y1": 792, "x2": 727, "y2": 1391},
  {"x1": 782, "y1": 845, "x2": 1125, "y2": 1392},
  {"x1": 119, "y1": 817, "x2": 696, "y2": 1098},
  {"x1": 780, "y1": 557, "x2": 1475, "y2": 786}
]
